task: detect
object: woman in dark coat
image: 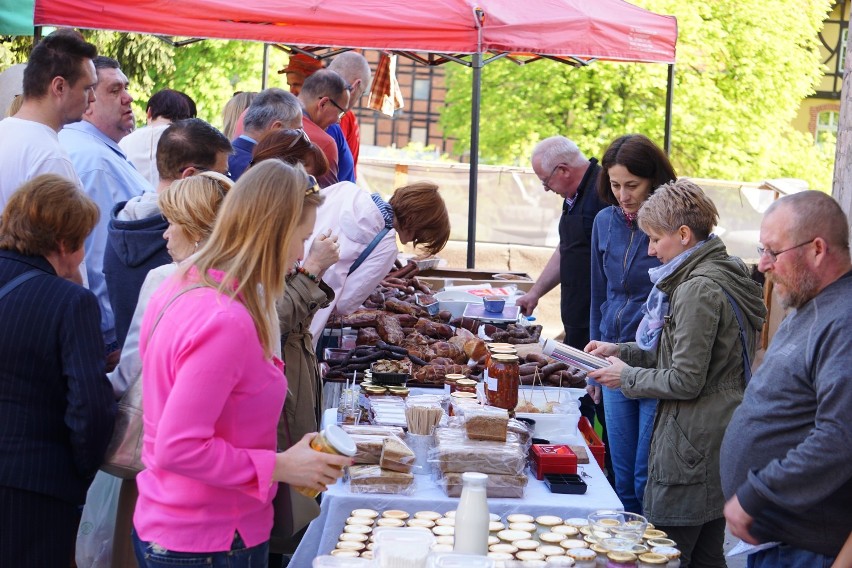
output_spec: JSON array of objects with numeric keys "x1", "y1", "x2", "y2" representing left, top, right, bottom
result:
[{"x1": 0, "y1": 174, "x2": 116, "y2": 566}]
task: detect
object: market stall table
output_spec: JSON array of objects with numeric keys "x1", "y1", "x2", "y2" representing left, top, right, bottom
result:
[{"x1": 290, "y1": 410, "x2": 622, "y2": 564}]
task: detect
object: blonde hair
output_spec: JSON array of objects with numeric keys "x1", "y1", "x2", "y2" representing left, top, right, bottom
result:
[
  {"x1": 159, "y1": 172, "x2": 233, "y2": 244},
  {"x1": 221, "y1": 91, "x2": 256, "y2": 139},
  {"x1": 186, "y1": 160, "x2": 316, "y2": 357},
  {"x1": 6, "y1": 94, "x2": 23, "y2": 118},
  {"x1": 638, "y1": 178, "x2": 719, "y2": 240}
]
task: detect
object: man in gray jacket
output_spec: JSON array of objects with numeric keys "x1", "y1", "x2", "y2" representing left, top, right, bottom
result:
[{"x1": 721, "y1": 190, "x2": 852, "y2": 566}]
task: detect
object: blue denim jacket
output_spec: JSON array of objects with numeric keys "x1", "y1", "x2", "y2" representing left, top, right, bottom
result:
[{"x1": 589, "y1": 206, "x2": 660, "y2": 344}]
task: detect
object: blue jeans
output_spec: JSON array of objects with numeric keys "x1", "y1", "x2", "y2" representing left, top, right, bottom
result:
[
  {"x1": 132, "y1": 529, "x2": 270, "y2": 567},
  {"x1": 747, "y1": 544, "x2": 835, "y2": 568},
  {"x1": 602, "y1": 387, "x2": 656, "y2": 514}
]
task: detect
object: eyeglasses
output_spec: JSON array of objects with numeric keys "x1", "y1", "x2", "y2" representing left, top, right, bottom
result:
[
  {"x1": 324, "y1": 96, "x2": 347, "y2": 120},
  {"x1": 281, "y1": 128, "x2": 311, "y2": 151},
  {"x1": 757, "y1": 238, "x2": 814, "y2": 262},
  {"x1": 305, "y1": 175, "x2": 320, "y2": 196},
  {"x1": 179, "y1": 165, "x2": 232, "y2": 179},
  {"x1": 541, "y1": 163, "x2": 565, "y2": 191}
]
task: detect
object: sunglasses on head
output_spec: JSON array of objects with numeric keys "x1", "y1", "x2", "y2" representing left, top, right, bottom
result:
[{"x1": 305, "y1": 174, "x2": 320, "y2": 196}]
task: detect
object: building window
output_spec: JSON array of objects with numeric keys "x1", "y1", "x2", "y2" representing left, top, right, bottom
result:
[
  {"x1": 359, "y1": 122, "x2": 376, "y2": 147},
  {"x1": 410, "y1": 126, "x2": 427, "y2": 145},
  {"x1": 840, "y1": 28, "x2": 849, "y2": 72},
  {"x1": 815, "y1": 110, "x2": 839, "y2": 150},
  {"x1": 413, "y1": 78, "x2": 431, "y2": 101}
]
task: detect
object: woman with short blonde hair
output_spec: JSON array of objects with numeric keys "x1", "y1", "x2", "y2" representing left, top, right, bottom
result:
[{"x1": 587, "y1": 178, "x2": 766, "y2": 567}]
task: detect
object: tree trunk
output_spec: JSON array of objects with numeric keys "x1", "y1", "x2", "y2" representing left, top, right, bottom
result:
[{"x1": 832, "y1": 26, "x2": 852, "y2": 217}]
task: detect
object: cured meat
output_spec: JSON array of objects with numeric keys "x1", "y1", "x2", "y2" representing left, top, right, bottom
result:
[
  {"x1": 415, "y1": 318, "x2": 453, "y2": 339},
  {"x1": 377, "y1": 314, "x2": 404, "y2": 345},
  {"x1": 357, "y1": 327, "x2": 380, "y2": 346},
  {"x1": 341, "y1": 309, "x2": 381, "y2": 328},
  {"x1": 430, "y1": 341, "x2": 466, "y2": 364},
  {"x1": 385, "y1": 297, "x2": 420, "y2": 317}
]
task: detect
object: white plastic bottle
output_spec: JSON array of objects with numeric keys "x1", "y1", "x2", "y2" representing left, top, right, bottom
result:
[{"x1": 452, "y1": 472, "x2": 490, "y2": 555}]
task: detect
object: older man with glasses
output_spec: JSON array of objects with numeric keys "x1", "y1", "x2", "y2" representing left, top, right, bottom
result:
[
  {"x1": 298, "y1": 69, "x2": 350, "y2": 187},
  {"x1": 516, "y1": 136, "x2": 609, "y2": 482},
  {"x1": 721, "y1": 190, "x2": 852, "y2": 567},
  {"x1": 228, "y1": 88, "x2": 304, "y2": 182},
  {"x1": 517, "y1": 136, "x2": 607, "y2": 350}
]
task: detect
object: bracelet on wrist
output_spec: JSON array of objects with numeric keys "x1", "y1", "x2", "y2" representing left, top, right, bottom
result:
[{"x1": 296, "y1": 266, "x2": 320, "y2": 283}]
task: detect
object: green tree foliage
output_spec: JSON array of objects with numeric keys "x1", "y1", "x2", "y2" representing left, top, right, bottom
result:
[
  {"x1": 440, "y1": 0, "x2": 835, "y2": 191},
  {"x1": 85, "y1": 32, "x2": 288, "y2": 130},
  {"x1": 0, "y1": 35, "x2": 32, "y2": 68}
]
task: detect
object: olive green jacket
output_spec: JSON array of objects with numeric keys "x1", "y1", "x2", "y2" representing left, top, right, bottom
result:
[
  {"x1": 618, "y1": 237, "x2": 766, "y2": 526},
  {"x1": 276, "y1": 272, "x2": 334, "y2": 451}
]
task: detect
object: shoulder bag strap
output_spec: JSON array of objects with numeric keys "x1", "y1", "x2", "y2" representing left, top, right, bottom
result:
[
  {"x1": 145, "y1": 283, "x2": 206, "y2": 344},
  {"x1": 347, "y1": 226, "x2": 391, "y2": 276},
  {"x1": 0, "y1": 270, "x2": 43, "y2": 302},
  {"x1": 721, "y1": 288, "x2": 752, "y2": 385}
]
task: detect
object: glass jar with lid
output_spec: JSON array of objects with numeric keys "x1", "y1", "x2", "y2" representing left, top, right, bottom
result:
[
  {"x1": 566, "y1": 547, "x2": 597, "y2": 568},
  {"x1": 485, "y1": 353, "x2": 519, "y2": 410},
  {"x1": 637, "y1": 552, "x2": 668, "y2": 568},
  {"x1": 650, "y1": 546, "x2": 681, "y2": 568},
  {"x1": 444, "y1": 373, "x2": 466, "y2": 394},
  {"x1": 454, "y1": 378, "x2": 478, "y2": 394},
  {"x1": 607, "y1": 552, "x2": 637, "y2": 567}
]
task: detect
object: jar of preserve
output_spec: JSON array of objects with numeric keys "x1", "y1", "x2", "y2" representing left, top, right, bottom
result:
[
  {"x1": 607, "y1": 552, "x2": 638, "y2": 567},
  {"x1": 566, "y1": 548, "x2": 597, "y2": 568},
  {"x1": 483, "y1": 343, "x2": 515, "y2": 370},
  {"x1": 444, "y1": 373, "x2": 466, "y2": 394},
  {"x1": 387, "y1": 386, "x2": 410, "y2": 399},
  {"x1": 294, "y1": 425, "x2": 356, "y2": 498},
  {"x1": 486, "y1": 353, "x2": 519, "y2": 410},
  {"x1": 363, "y1": 385, "x2": 388, "y2": 397},
  {"x1": 649, "y1": 547, "x2": 681, "y2": 568},
  {"x1": 637, "y1": 553, "x2": 668, "y2": 568},
  {"x1": 455, "y1": 378, "x2": 478, "y2": 394}
]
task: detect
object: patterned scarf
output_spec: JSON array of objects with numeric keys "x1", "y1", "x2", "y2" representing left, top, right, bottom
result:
[
  {"x1": 635, "y1": 235, "x2": 714, "y2": 351},
  {"x1": 621, "y1": 207, "x2": 639, "y2": 229},
  {"x1": 371, "y1": 193, "x2": 394, "y2": 228}
]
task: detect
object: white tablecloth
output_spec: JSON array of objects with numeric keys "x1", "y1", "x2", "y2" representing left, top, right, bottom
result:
[{"x1": 290, "y1": 409, "x2": 622, "y2": 564}]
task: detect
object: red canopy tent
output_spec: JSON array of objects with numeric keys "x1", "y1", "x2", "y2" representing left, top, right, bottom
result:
[{"x1": 34, "y1": 0, "x2": 677, "y2": 265}]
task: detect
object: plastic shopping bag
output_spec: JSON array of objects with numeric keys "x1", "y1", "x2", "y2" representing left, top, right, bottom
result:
[{"x1": 76, "y1": 471, "x2": 121, "y2": 568}]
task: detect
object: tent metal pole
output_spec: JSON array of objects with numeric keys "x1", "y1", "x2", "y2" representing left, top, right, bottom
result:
[
  {"x1": 664, "y1": 63, "x2": 674, "y2": 155},
  {"x1": 467, "y1": 52, "x2": 483, "y2": 269},
  {"x1": 262, "y1": 43, "x2": 270, "y2": 90}
]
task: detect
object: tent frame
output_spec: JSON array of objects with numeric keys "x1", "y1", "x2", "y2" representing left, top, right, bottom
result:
[
  {"x1": 261, "y1": 41, "x2": 675, "y2": 268},
  {"x1": 33, "y1": 1, "x2": 676, "y2": 268}
]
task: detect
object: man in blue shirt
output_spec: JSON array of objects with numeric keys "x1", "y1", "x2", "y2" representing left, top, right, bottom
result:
[
  {"x1": 228, "y1": 88, "x2": 303, "y2": 181},
  {"x1": 328, "y1": 52, "x2": 372, "y2": 182},
  {"x1": 60, "y1": 56, "x2": 151, "y2": 367}
]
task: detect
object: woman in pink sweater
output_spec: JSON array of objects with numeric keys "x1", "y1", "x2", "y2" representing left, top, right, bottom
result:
[{"x1": 132, "y1": 161, "x2": 349, "y2": 566}]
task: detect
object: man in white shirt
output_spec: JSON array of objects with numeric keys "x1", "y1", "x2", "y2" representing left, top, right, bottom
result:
[
  {"x1": 0, "y1": 29, "x2": 97, "y2": 208},
  {"x1": 118, "y1": 88, "x2": 195, "y2": 185}
]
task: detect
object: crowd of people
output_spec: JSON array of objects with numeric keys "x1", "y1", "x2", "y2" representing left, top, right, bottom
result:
[
  {"x1": 518, "y1": 134, "x2": 851, "y2": 567},
  {"x1": 0, "y1": 27, "x2": 850, "y2": 568}
]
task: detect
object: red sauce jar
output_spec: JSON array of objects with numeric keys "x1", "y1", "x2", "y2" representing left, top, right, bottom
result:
[{"x1": 486, "y1": 353, "x2": 519, "y2": 410}]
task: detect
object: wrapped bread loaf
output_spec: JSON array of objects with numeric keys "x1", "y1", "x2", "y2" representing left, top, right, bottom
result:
[
  {"x1": 349, "y1": 435, "x2": 386, "y2": 465},
  {"x1": 439, "y1": 472, "x2": 527, "y2": 498},
  {"x1": 432, "y1": 427, "x2": 526, "y2": 476},
  {"x1": 379, "y1": 435, "x2": 416, "y2": 473},
  {"x1": 464, "y1": 407, "x2": 509, "y2": 442},
  {"x1": 349, "y1": 465, "x2": 415, "y2": 495}
]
